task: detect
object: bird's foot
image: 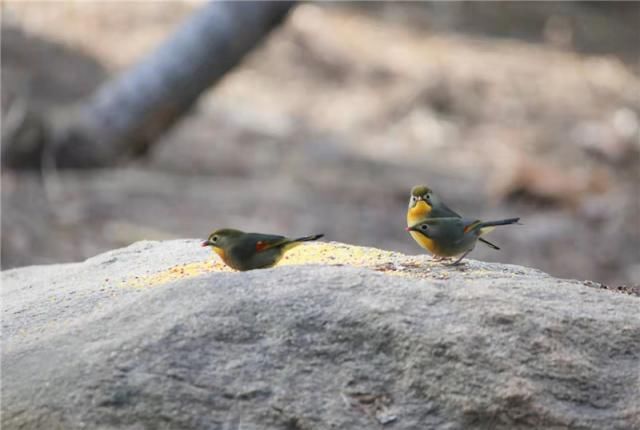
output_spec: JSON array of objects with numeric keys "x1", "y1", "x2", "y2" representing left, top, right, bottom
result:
[
  {"x1": 446, "y1": 250, "x2": 473, "y2": 267},
  {"x1": 445, "y1": 260, "x2": 467, "y2": 267}
]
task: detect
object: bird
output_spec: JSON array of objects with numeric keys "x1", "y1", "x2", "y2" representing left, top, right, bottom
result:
[
  {"x1": 407, "y1": 185, "x2": 503, "y2": 256},
  {"x1": 201, "y1": 228, "x2": 324, "y2": 271},
  {"x1": 406, "y1": 216, "x2": 520, "y2": 265}
]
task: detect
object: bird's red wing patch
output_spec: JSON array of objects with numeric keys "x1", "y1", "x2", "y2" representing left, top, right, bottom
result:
[
  {"x1": 464, "y1": 221, "x2": 481, "y2": 234},
  {"x1": 255, "y1": 241, "x2": 270, "y2": 252}
]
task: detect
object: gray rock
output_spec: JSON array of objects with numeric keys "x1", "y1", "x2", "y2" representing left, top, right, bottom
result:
[{"x1": 2, "y1": 240, "x2": 639, "y2": 429}]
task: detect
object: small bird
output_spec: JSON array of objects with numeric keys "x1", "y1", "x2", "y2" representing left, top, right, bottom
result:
[
  {"x1": 201, "y1": 228, "x2": 324, "y2": 271},
  {"x1": 407, "y1": 185, "x2": 503, "y2": 255},
  {"x1": 406, "y1": 217, "x2": 520, "y2": 265}
]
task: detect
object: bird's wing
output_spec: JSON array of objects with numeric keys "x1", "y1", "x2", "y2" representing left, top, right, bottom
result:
[
  {"x1": 247, "y1": 233, "x2": 290, "y2": 252},
  {"x1": 437, "y1": 202, "x2": 462, "y2": 218},
  {"x1": 462, "y1": 219, "x2": 483, "y2": 233}
]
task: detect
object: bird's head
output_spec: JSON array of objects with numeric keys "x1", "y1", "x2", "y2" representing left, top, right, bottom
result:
[
  {"x1": 406, "y1": 221, "x2": 430, "y2": 236},
  {"x1": 201, "y1": 228, "x2": 245, "y2": 251},
  {"x1": 408, "y1": 185, "x2": 435, "y2": 211}
]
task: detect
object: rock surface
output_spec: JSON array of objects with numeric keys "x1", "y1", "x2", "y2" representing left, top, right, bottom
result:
[{"x1": 2, "y1": 240, "x2": 639, "y2": 429}]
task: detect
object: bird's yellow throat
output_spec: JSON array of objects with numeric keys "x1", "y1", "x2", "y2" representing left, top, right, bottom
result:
[
  {"x1": 407, "y1": 200, "x2": 432, "y2": 225},
  {"x1": 407, "y1": 200, "x2": 439, "y2": 255},
  {"x1": 211, "y1": 247, "x2": 226, "y2": 259}
]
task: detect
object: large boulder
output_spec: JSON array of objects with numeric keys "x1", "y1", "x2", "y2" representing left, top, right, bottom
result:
[{"x1": 2, "y1": 240, "x2": 639, "y2": 429}]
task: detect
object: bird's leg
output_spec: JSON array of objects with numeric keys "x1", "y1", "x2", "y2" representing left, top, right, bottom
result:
[{"x1": 447, "y1": 249, "x2": 473, "y2": 266}]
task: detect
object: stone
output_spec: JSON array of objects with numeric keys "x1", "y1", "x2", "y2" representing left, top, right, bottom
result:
[{"x1": 2, "y1": 240, "x2": 639, "y2": 429}]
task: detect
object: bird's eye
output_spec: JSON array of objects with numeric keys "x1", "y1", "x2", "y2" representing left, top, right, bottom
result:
[
  {"x1": 411, "y1": 195, "x2": 417, "y2": 202},
  {"x1": 211, "y1": 236, "x2": 218, "y2": 242},
  {"x1": 424, "y1": 194, "x2": 431, "y2": 201},
  {"x1": 420, "y1": 224, "x2": 428, "y2": 230}
]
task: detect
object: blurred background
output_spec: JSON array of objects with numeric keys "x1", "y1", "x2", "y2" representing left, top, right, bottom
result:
[{"x1": 2, "y1": 1, "x2": 639, "y2": 286}]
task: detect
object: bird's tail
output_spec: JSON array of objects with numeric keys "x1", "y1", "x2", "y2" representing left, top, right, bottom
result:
[
  {"x1": 478, "y1": 218, "x2": 520, "y2": 229},
  {"x1": 478, "y1": 237, "x2": 500, "y2": 250},
  {"x1": 293, "y1": 234, "x2": 324, "y2": 243},
  {"x1": 282, "y1": 234, "x2": 324, "y2": 252},
  {"x1": 466, "y1": 218, "x2": 520, "y2": 236}
]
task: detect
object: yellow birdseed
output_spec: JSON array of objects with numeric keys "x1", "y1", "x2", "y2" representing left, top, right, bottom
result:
[{"x1": 120, "y1": 242, "x2": 488, "y2": 289}]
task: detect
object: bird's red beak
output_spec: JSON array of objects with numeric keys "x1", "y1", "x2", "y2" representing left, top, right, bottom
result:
[
  {"x1": 405, "y1": 227, "x2": 411, "y2": 232},
  {"x1": 201, "y1": 240, "x2": 209, "y2": 247}
]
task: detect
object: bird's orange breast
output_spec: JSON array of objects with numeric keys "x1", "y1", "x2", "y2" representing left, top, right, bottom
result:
[
  {"x1": 212, "y1": 247, "x2": 226, "y2": 260},
  {"x1": 407, "y1": 201, "x2": 432, "y2": 226},
  {"x1": 409, "y1": 231, "x2": 442, "y2": 255},
  {"x1": 212, "y1": 246, "x2": 239, "y2": 269},
  {"x1": 407, "y1": 201, "x2": 442, "y2": 255}
]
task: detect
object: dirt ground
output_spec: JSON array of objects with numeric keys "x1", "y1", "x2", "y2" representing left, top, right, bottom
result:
[{"x1": 2, "y1": 2, "x2": 639, "y2": 288}]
